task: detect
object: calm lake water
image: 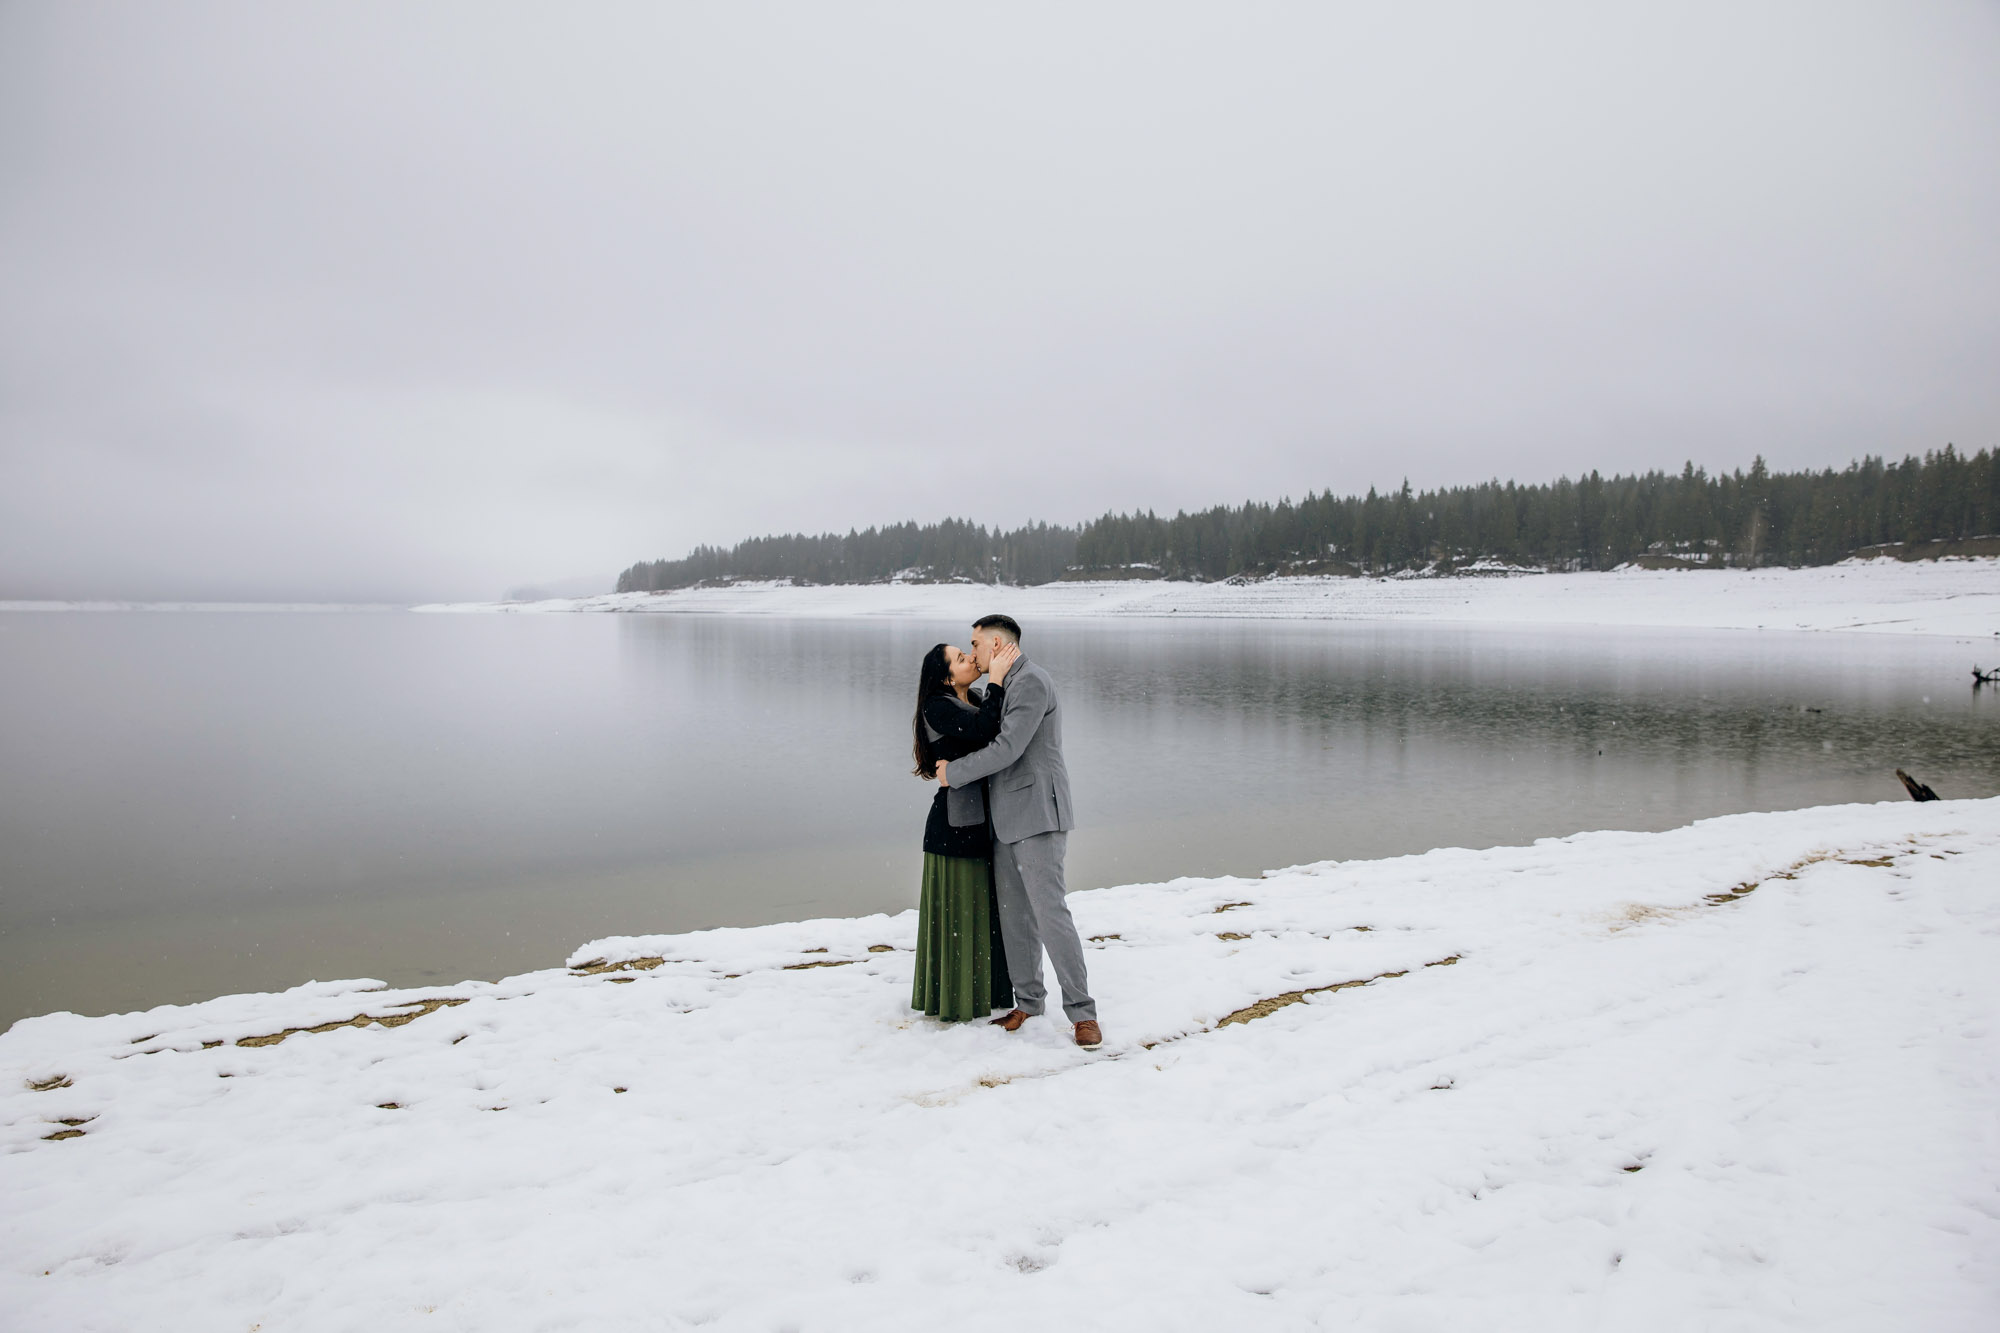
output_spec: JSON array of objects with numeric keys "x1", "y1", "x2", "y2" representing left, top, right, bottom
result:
[{"x1": 3, "y1": 609, "x2": 1996, "y2": 1027}]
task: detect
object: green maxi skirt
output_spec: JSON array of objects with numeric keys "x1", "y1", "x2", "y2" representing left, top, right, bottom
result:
[{"x1": 912, "y1": 852, "x2": 1014, "y2": 1022}]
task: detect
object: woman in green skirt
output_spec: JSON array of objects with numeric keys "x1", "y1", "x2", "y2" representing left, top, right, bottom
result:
[{"x1": 909, "y1": 640, "x2": 1017, "y2": 1021}]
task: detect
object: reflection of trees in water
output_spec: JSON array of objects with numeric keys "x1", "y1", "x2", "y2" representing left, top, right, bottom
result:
[
  {"x1": 619, "y1": 616, "x2": 2000, "y2": 796},
  {"x1": 1065, "y1": 639, "x2": 2000, "y2": 789},
  {"x1": 617, "y1": 616, "x2": 930, "y2": 723}
]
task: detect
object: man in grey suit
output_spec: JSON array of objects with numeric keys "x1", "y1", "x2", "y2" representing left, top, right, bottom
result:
[{"x1": 939, "y1": 614, "x2": 1101, "y2": 1049}]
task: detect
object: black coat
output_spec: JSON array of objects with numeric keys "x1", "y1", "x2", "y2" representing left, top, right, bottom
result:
[{"x1": 921, "y1": 685, "x2": 1004, "y2": 857}]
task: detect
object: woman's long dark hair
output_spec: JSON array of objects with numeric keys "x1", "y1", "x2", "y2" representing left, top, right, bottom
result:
[{"x1": 911, "y1": 643, "x2": 957, "y2": 779}]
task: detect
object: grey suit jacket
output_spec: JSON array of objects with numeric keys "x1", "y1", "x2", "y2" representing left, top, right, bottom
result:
[{"x1": 943, "y1": 656, "x2": 1074, "y2": 844}]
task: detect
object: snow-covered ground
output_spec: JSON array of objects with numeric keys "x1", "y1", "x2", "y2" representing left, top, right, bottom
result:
[
  {"x1": 6, "y1": 798, "x2": 1997, "y2": 1331},
  {"x1": 416, "y1": 557, "x2": 2000, "y2": 638}
]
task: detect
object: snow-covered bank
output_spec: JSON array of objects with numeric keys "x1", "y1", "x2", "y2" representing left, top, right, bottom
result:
[
  {"x1": 416, "y1": 557, "x2": 2000, "y2": 638},
  {"x1": 6, "y1": 799, "x2": 1998, "y2": 1330}
]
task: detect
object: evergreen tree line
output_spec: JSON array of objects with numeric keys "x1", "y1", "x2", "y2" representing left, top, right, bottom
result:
[
  {"x1": 616, "y1": 447, "x2": 1998, "y2": 591},
  {"x1": 617, "y1": 519, "x2": 1078, "y2": 591}
]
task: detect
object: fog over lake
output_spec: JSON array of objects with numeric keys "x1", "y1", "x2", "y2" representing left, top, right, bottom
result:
[
  {"x1": 5, "y1": 3, "x2": 1997, "y2": 605},
  {"x1": 2, "y1": 610, "x2": 1994, "y2": 1027}
]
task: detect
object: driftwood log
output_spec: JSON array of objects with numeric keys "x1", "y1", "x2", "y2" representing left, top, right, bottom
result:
[
  {"x1": 1976, "y1": 666, "x2": 1997, "y2": 685},
  {"x1": 1895, "y1": 769, "x2": 1940, "y2": 802}
]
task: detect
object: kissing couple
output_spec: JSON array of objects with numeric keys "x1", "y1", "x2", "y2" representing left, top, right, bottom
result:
[{"x1": 908, "y1": 614, "x2": 1101, "y2": 1049}]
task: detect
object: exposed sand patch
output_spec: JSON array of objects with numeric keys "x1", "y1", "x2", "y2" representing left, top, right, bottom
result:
[{"x1": 234, "y1": 997, "x2": 469, "y2": 1048}]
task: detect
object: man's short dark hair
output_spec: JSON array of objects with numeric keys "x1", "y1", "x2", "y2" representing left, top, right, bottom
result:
[{"x1": 972, "y1": 614, "x2": 1022, "y2": 643}]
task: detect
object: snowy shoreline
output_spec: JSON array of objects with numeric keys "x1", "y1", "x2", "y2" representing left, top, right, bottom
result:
[
  {"x1": 416, "y1": 557, "x2": 2000, "y2": 638},
  {"x1": 6, "y1": 797, "x2": 1998, "y2": 1329}
]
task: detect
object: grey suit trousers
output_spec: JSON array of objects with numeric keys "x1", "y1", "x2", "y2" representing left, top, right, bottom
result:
[{"x1": 992, "y1": 831, "x2": 1095, "y2": 1023}]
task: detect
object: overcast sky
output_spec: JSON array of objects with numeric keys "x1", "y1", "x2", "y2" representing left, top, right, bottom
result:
[{"x1": 3, "y1": 2, "x2": 1997, "y2": 601}]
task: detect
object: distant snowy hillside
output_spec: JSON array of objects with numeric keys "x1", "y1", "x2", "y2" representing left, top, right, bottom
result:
[{"x1": 419, "y1": 556, "x2": 2000, "y2": 639}]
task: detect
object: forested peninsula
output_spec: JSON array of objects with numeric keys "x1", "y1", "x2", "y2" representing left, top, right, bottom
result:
[{"x1": 618, "y1": 448, "x2": 2000, "y2": 591}]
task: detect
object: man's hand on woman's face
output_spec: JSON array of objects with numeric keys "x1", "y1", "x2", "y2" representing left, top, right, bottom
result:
[{"x1": 988, "y1": 641, "x2": 1020, "y2": 684}]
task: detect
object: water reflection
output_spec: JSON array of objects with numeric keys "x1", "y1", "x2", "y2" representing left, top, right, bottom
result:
[
  {"x1": 1, "y1": 610, "x2": 1992, "y2": 1025},
  {"x1": 1030, "y1": 620, "x2": 1996, "y2": 889}
]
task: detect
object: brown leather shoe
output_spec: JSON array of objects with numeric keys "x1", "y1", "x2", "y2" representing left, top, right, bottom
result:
[
  {"x1": 1073, "y1": 1020, "x2": 1103, "y2": 1049},
  {"x1": 991, "y1": 1009, "x2": 1029, "y2": 1031}
]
